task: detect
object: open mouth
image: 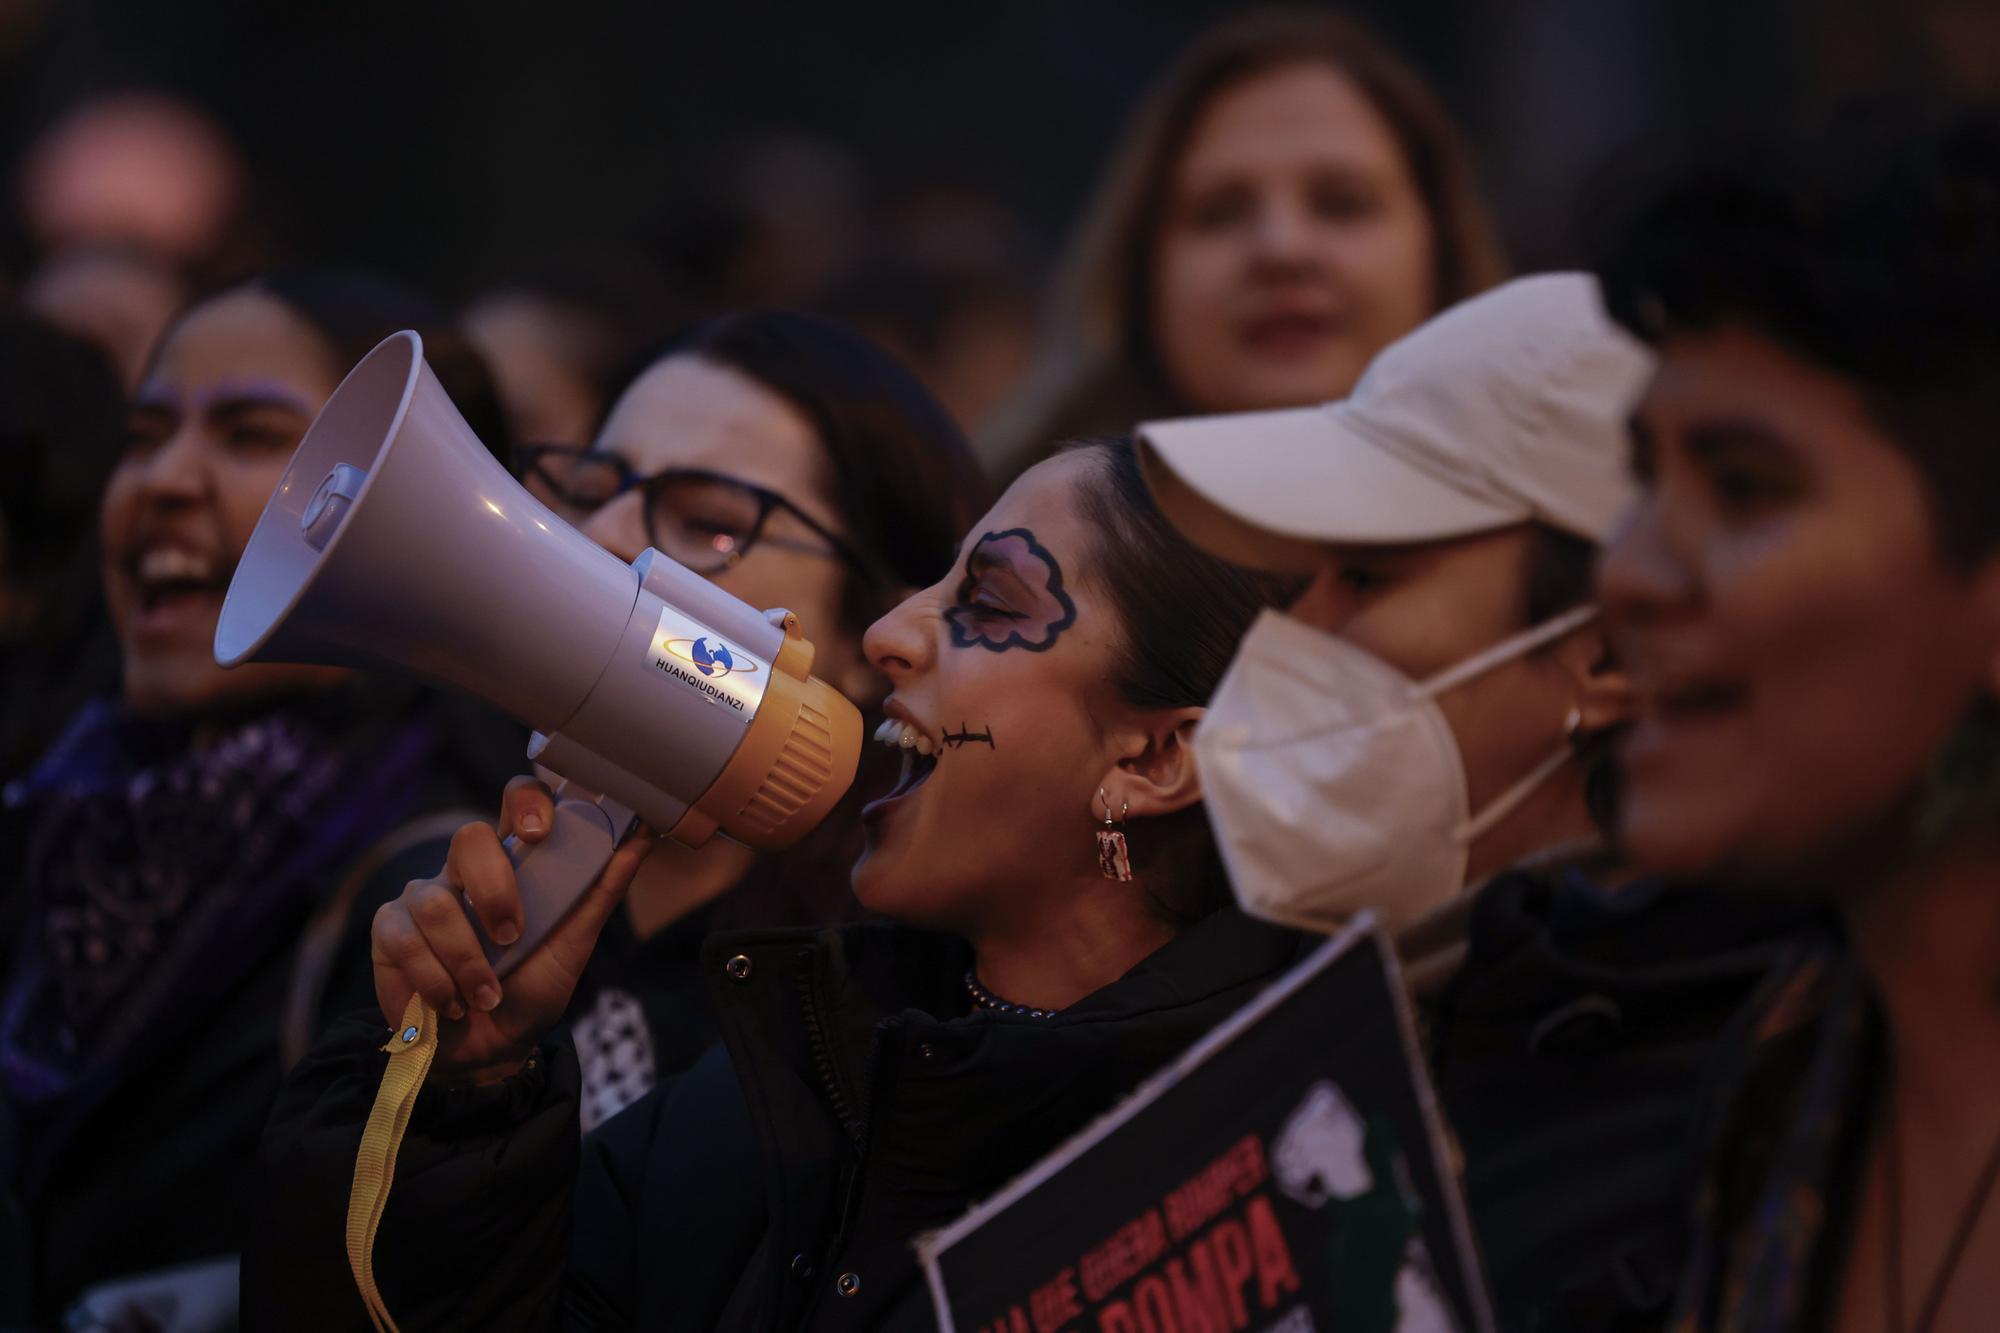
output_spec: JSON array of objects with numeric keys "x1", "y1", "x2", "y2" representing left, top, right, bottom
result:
[
  {"x1": 136, "y1": 578, "x2": 228, "y2": 613},
  {"x1": 865, "y1": 718, "x2": 939, "y2": 817},
  {"x1": 1623, "y1": 672, "x2": 1748, "y2": 769},
  {"x1": 127, "y1": 545, "x2": 231, "y2": 617},
  {"x1": 1653, "y1": 678, "x2": 1746, "y2": 723},
  {"x1": 1239, "y1": 310, "x2": 1339, "y2": 356}
]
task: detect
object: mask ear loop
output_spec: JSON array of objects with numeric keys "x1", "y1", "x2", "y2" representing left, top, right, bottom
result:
[
  {"x1": 1413, "y1": 603, "x2": 1600, "y2": 701},
  {"x1": 1404, "y1": 602, "x2": 1600, "y2": 846},
  {"x1": 1453, "y1": 704, "x2": 1587, "y2": 845}
]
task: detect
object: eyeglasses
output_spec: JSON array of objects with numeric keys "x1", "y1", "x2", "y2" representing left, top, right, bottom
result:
[{"x1": 516, "y1": 443, "x2": 876, "y2": 581}]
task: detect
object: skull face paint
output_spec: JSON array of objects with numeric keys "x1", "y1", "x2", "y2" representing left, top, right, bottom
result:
[
  {"x1": 943, "y1": 528, "x2": 1077, "y2": 653},
  {"x1": 854, "y1": 452, "x2": 1131, "y2": 929}
]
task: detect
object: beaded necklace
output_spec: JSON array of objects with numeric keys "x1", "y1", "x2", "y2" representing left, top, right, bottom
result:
[{"x1": 962, "y1": 971, "x2": 1059, "y2": 1020}]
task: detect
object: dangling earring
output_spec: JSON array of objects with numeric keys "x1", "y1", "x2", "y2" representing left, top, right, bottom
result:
[
  {"x1": 1563, "y1": 706, "x2": 1584, "y2": 749},
  {"x1": 1096, "y1": 787, "x2": 1132, "y2": 882}
]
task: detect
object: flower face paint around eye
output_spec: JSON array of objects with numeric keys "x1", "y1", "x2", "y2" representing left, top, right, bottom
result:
[
  {"x1": 942, "y1": 723, "x2": 995, "y2": 749},
  {"x1": 943, "y1": 528, "x2": 1078, "y2": 653}
]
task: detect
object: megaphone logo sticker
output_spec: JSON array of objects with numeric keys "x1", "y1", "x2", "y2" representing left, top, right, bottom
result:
[
  {"x1": 663, "y1": 636, "x2": 759, "y2": 680},
  {"x1": 649, "y1": 607, "x2": 770, "y2": 716}
]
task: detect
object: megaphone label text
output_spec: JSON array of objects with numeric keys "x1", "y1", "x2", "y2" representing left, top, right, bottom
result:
[{"x1": 649, "y1": 608, "x2": 767, "y2": 716}]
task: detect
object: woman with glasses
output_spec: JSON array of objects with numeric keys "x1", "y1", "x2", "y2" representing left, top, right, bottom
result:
[{"x1": 510, "y1": 309, "x2": 986, "y2": 1130}]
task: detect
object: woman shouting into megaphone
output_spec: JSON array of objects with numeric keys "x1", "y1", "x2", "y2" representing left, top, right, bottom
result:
[{"x1": 245, "y1": 439, "x2": 1308, "y2": 1331}]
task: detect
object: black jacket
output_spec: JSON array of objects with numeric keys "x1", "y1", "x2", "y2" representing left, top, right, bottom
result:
[
  {"x1": 244, "y1": 909, "x2": 1313, "y2": 1331},
  {"x1": 1423, "y1": 869, "x2": 1826, "y2": 1333},
  {"x1": 1, "y1": 688, "x2": 522, "y2": 1328}
]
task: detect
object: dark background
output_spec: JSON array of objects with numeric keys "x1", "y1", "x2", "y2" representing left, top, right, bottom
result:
[{"x1": 4, "y1": 0, "x2": 1991, "y2": 294}]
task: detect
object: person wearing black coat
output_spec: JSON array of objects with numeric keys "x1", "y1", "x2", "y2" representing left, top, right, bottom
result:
[
  {"x1": 250, "y1": 908, "x2": 1308, "y2": 1330},
  {"x1": 245, "y1": 439, "x2": 1309, "y2": 1330},
  {"x1": 1411, "y1": 863, "x2": 1825, "y2": 1332}
]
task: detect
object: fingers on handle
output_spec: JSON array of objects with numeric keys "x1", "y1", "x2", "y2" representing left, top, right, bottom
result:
[
  {"x1": 448, "y1": 821, "x2": 523, "y2": 947},
  {"x1": 558, "y1": 824, "x2": 660, "y2": 945},
  {"x1": 406, "y1": 879, "x2": 503, "y2": 1015},
  {"x1": 498, "y1": 776, "x2": 556, "y2": 842},
  {"x1": 373, "y1": 898, "x2": 467, "y2": 1021}
]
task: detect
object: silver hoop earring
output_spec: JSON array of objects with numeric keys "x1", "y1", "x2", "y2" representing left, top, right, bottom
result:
[
  {"x1": 1563, "y1": 706, "x2": 1584, "y2": 747},
  {"x1": 1096, "y1": 787, "x2": 1132, "y2": 882}
]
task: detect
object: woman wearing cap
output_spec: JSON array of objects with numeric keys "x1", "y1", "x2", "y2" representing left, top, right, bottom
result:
[
  {"x1": 1143, "y1": 273, "x2": 1650, "y2": 935},
  {"x1": 1595, "y1": 109, "x2": 2000, "y2": 1333},
  {"x1": 1141, "y1": 272, "x2": 1820, "y2": 1329},
  {"x1": 985, "y1": 7, "x2": 1506, "y2": 478},
  {"x1": 244, "y1": 438, "x2": 1310, "y2": 1330}
]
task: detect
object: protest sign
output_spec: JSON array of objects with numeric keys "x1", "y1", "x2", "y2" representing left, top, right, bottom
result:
[{"x1": 919, "y1": 918, "x2": 1492, "y2": 1333}]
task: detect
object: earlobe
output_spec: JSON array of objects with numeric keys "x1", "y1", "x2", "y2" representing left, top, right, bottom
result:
[
  {"x1": 1555, "y1": 622, "x2": 1639, "y2": 738},
  {"x1": 1577, "y1": 667, "x2": 1639, "y2": 738},
  {"x1": 1098, "y1": 706, "x2": 1207, "y2": 821}
]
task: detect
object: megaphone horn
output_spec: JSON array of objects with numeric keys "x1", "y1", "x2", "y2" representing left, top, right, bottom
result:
[{"x1": 217, "y1": 331, "x2": 862, "y2": 974}]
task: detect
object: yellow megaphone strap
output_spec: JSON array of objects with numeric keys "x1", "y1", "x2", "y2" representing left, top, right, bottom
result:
[{"x1": 346, "y1": 993, "x2": 438, "y2": 1333}]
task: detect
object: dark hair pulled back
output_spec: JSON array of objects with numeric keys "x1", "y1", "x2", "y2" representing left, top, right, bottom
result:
[{"x1": 1069, "y1": 437, "x2": 1304, "y2": 923}]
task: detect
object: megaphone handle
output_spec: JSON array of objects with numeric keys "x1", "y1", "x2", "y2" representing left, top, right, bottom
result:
[{"x1": 471, "y1": 794, "x2": 639, "y2": 977}]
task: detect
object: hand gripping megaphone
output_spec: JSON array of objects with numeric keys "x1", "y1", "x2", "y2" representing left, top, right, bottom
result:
[{"x1": 215, "y1": 331, "x2": 862, "y2": 974}]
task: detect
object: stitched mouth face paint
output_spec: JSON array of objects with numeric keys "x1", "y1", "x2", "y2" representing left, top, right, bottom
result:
[
  {"x1": 944, "y1": 528, "x2": 1077, "y2": 653},
  {"x1": 942, "y1": 723, "x2": 995, "y2": 749}
]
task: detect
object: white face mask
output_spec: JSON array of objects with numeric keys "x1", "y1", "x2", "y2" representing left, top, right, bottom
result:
[{"x1": 1194, "y1": 602, "x2": 1598, "y2": 934}]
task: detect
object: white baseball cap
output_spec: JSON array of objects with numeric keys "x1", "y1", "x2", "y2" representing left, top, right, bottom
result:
[{"x1": 1138, "y1": 272, "x2": 1655, "y2": 573}]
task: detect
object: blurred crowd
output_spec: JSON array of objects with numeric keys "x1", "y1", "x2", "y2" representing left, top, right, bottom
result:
[{"x1": 4, "y1": 5, "x2": 2000, "y2": 1333}]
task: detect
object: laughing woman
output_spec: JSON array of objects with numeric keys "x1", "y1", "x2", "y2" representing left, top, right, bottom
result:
[
  {"x1": 1, "y1": 270, "x2": 521, "y2": 1331},
  {"x1": 1595, "y1": 110, "x2": 2000, "y2": 1333},
  {"x1": 245, "y1": 438, "x2": 1305, "y2": 1331}
]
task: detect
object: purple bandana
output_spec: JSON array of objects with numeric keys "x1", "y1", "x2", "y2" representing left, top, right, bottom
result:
[{"x1": 0, "y1": 695, "x2": 441, "y2": 1174}]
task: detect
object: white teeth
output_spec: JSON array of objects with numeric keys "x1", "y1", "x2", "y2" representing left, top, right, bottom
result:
[
  {"x1": 874, "y1": 719, "x2": 935, "y2": 752},
  {"x1": 136, "y1": 547, "x2": 217, "y2": 585}
]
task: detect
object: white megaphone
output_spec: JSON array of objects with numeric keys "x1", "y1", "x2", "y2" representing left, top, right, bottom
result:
[{"x1": 215, "y1": 331, "x2": 863, "y2": 974}]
